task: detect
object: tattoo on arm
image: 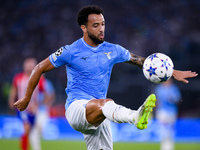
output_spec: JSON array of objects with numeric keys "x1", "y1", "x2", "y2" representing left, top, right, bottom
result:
[{"x1": 127, "y1": 53, "x2": 145, "y2": 68}]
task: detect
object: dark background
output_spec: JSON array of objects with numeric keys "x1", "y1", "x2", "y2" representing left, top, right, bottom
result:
[{"x1": 0, "y1": 0, "x2": 200, "y2": 117}]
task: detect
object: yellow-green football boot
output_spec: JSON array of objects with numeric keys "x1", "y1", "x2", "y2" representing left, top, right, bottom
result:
[{"x1": 135, "y1": 94, "x2": 157, "y2": 130}]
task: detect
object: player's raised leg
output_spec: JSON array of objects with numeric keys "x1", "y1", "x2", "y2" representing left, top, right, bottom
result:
[
  {"x1": 86, "y1": 94, "x2": 156, "y2": 129},
  {"x1": 85, "y1": 99, "x2": 114, "y2": 127}
]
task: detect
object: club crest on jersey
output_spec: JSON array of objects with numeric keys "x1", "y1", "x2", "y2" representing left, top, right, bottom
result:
[
  {"x1": 104, "y1": 52, "x2": 112, "y2": 60},
  {"x1": 55, "y1": 48, "x2": 63, "y2": 56}
]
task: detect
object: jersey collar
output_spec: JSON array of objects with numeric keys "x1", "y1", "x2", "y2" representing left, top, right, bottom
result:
[{"x1": 81, "y1": 38, "x2": 104, "y2": 52}]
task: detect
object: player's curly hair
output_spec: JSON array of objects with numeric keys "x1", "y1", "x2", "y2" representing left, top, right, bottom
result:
[{"x1": 77, "y1": 5, "x2": 104, "y2": 26}]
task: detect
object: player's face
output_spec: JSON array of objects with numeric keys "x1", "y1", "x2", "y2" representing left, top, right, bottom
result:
[
  {"x1": 23, "y1": 58, "x2": 37, "y2": 75},
  {"x1": 86, "y1": 14, "x2": 105, "y2": 45}
]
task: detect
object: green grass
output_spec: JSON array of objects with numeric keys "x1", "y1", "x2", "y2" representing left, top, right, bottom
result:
[{"x1": 0, "y1": 139, "x2": 200, "y2": 150}]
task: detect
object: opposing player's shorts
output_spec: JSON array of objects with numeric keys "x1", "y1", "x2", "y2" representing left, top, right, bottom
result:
[
  {"x1": 65, "y1": 100, "x2": 113, "y2": 150},
  {"x1": 17, "y1": 110, "x2": 35, "y2": 126}
]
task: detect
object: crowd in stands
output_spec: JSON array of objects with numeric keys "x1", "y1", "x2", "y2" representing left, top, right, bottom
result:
[{"x1": 0, "y1": 0, "x2": 200, "y2": 116}]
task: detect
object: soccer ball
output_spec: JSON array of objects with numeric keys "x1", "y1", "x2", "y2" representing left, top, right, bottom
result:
[{"x1": 143, "y1": 53, "x2": 174, "y2": 83}]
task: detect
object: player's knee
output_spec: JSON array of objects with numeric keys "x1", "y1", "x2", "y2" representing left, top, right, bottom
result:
[
  {"x1": 86, "y1": 98, "x2": 114, "y2": 109},
  {"x1": 100, "y1": 98, "x2": 114, "y2": 106}
]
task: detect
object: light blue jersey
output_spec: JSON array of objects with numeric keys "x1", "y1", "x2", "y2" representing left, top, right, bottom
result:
[
  {"x1": 49, "y1": 38, "x2": 131, "y2": 110},
  {"x1": 155, "y1": 83, "x2": 181, "y2": 114}
]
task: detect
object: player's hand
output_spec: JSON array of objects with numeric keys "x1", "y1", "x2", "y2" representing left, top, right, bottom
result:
[
  {"x1": 14, "y1": 97, "x2": 30, "y2": 111},
  {"x1": 173, "y1": 70, "x2": 198, "y2": 83}
]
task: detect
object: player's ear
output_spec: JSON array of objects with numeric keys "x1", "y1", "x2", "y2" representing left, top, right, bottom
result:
[{"x1": 81, "y1": 25, "x2": 87, "y2": 34}]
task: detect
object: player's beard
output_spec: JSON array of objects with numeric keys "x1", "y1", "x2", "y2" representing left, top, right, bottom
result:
[{"x1": 87, "y1": 30, "x2": 104, "y2": 45}]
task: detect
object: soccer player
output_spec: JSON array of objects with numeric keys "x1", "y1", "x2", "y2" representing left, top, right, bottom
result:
[
  {"x1": 9, "y1": 57, "x2": 47, "y2": 150},
  {"x1": 30, "y1": 78, "x2": 55, "y2": 150},
  {"x1": 14, "y1": 5, "x2": 198, "y2": 150},
  {"x1": 155, "y1": 79, "x2": 181, "y2": 150}
]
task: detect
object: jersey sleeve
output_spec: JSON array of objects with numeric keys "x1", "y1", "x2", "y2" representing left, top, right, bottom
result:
[
  {"x1": 115, "y1": 44, "x2": 131, "y2": 63},
  {"x1": 38, "y1": 75, "x2": 46, "y2": 92},
  {"x1": 12, "y1": 75, "x2": 18, "y2": 88},
  {"x1": 12, "y1": 73, "x2": 22, "y2": 88},
  {"x1": 49, "y1": 45, "x2": 70, "y2": 68}
]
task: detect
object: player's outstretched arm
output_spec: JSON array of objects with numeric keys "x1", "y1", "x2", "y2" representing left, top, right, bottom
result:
[
  {"x1": 126, "y1": 52, "x2": 145, "y2": 68},
  {"x1": 172, "y1": 70, "x2": 198, "y2": 83},
  {"x1": 14, "y1": 57, "x2": 55, "y2": 111}
]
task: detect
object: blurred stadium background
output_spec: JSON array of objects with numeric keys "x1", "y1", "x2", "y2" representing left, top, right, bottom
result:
[{"x1": 0, "y1": 0, "x2": 200, "y2": 149}]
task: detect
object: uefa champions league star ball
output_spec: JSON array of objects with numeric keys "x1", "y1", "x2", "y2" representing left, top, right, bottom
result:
[{"x1": 143, "y1": 53, "x2": 174, "y2": 83}]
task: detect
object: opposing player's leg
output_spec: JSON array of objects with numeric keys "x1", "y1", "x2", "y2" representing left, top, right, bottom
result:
[
  {"x1": 18, "y1": 111, "x2": 35, "y2": 150},
  {"x1": 21, "y1": 122, "x2": 31, "y2": 150}
]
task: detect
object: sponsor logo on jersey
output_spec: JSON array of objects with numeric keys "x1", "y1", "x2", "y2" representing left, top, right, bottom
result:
[{"x1": 81, "y1": 56, "x2": 89, "y2": 60}]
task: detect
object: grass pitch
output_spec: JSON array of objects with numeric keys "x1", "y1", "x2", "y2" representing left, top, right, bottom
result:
[{"x1": 0, "y1": 139, "x2": 200, "y2": 150}]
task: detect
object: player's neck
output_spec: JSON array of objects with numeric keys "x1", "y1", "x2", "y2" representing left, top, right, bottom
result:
[{"x1": 83, "y1": 36, "x2": 99, "y2": 47}]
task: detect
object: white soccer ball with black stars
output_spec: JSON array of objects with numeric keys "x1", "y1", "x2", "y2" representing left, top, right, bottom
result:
[{"x1": 143, "y1": 53, "x2": 174, "y2": 83}]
